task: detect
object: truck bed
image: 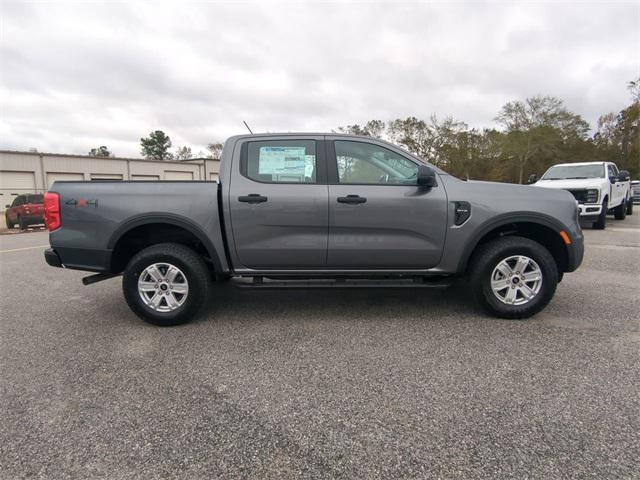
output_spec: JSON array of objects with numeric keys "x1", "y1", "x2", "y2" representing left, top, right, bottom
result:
[{"x1": 48, "y1": 181, "x2": 226, "y2": 272}]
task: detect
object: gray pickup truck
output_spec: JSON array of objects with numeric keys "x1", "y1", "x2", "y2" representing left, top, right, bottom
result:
[{"x1": 44, "y1": 133, "x2": 584, "y2": 325}]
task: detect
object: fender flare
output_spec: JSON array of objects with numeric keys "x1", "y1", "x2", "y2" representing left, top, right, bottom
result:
[
  {"x1": 456, "y1": 212, "x2": 571, "y2": 273},
  {"x1": 107, "y1": 213, "x2": 223, "y2": 272}
]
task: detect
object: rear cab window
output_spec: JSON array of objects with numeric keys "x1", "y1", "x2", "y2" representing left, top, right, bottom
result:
[{"x1": 26, "y1": 194, "x2": 44, "y2": 204}]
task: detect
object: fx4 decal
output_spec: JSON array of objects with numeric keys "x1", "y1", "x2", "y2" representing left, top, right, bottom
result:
[{"x1": 66, "y1": 198, "x2": 98, "y2": 208}]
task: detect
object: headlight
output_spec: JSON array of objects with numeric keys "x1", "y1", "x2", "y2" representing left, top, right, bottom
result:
[{"x1": 586, "y1": 189, "x2": 599, "y2": 203}]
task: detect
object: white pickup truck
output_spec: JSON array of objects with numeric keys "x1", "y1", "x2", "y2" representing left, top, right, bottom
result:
[{"x1": 530, "y1": 161, "x2": 633, "y2": 230}]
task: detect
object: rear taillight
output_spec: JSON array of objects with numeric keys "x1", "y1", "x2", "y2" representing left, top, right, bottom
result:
[{"x1": 44, "y1": 192, "x2": 61, "y2": 231}]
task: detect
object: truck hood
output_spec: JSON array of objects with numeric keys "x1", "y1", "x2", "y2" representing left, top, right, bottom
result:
[
  {"x1": 464, "y1": 179, "x2": 576, "y2": 203},
  {"x1": 533, "y1": 178, "x2": 604, "y2": 190}
]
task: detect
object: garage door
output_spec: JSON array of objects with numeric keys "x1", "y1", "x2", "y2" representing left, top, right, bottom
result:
[
  {"x1": 47, "y1": 172, "x2": 84, "y2": 188},
  {"x1": 0, "y1": 171, "x2": 37, "y2": 210},
  {"x1": 164, "y1": 170, "x2": 194, "y2": 181},
  {"x1": 131, "y1": 174, "x2": 160, "y2": 181}
]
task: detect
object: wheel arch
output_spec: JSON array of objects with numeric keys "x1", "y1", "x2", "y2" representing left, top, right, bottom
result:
[
  {"x1": 107, "y1": 213, "x2": 223, "y2": 274},
  {"x1": 459, "y1": 213, "x2": 572, "y2": 274}
]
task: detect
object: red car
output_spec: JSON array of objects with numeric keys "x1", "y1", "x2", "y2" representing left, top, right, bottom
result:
[{"x1": 5, "y1": 194, "x2": 45, "y2": 229}]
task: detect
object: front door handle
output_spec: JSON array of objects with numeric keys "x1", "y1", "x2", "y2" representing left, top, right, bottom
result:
[
  {"x1": 337, "y1": 195, "x2": 367, "y2": 204},
  {"x1": 238, "y1": 194, "x2": 268, "y2": 203}
]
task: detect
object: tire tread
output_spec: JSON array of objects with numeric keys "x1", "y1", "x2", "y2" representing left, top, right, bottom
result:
[
  {"x1": 468, "y1": 236, "x2": 558, "y2": 319},
  {"x1": 122, "y1": 242, "x2": 210, "y2": 326}
]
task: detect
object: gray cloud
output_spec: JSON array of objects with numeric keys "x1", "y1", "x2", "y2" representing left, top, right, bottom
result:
[{"x1": 1, "y1": 1, "x2": 638, "y2": 157}]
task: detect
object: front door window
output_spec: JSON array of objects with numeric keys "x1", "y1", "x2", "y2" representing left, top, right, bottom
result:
[{"x1": 334, "y1": 141, "x2": 418, "y2": 185}]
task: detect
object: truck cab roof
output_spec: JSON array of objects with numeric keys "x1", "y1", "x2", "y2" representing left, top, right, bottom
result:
[{"x1": 548, "y1": 161, "x2": 610, "y2": 168}]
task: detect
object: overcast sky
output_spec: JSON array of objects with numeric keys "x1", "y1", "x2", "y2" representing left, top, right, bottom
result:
[{"x1": 1, "y1": 1, "x2": 638, "y2": 157}]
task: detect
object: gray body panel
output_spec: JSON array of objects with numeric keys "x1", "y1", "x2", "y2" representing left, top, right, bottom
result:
[
  {"x1": 48, "y1": 133, "x2": 584, "y2": 277},
  {"x1": 48, "y1": 181, "x2": 228, "y2": 272},
  {"x1": 327, "y1": 184, "x2": 447, "y2": 268},
  {"x1": 434, "y1": 175, "x2": 583, "y2": 273},
  {"x1": 226, "y1": 135, "x2": 328, "y2": 269}
]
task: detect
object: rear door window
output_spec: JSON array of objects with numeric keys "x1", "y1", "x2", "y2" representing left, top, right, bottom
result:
[{"x1": 243, "y1": 140, "x2": 317, "y2": 184}]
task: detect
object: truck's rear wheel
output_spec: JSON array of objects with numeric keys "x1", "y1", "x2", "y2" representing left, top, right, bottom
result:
[
  {"x1": 122, "y1": 243, "x2": 210, "y2": 326},
  {"x1": 468, "y1": 236, "x2": 559, "y2": 319}
]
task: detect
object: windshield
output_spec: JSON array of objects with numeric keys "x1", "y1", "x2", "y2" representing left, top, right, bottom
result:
[{"x1": 541, "y1": 164, "x2": 604, "y2": 180}]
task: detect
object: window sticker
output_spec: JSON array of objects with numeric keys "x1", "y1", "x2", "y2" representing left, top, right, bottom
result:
[{"x1": 258, "y1": 146, "x2": 314, "y2": 178}]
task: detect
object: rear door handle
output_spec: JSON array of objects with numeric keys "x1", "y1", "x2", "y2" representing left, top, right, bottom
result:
[
  {"x1": 238, "y1": 194, "x2": 268, "y2": 203},
  {"x1": 337, "y1": 195, "x2": 366, "y2": 204}
]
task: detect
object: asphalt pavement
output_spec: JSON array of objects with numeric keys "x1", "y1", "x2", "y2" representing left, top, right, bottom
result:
[{"x1": 1, "y1": 215, "x2": 639, "y2": 479}]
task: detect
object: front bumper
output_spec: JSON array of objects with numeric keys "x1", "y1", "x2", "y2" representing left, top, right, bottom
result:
[
  {"x1": 566, "y1": 233, "x2": 584, "y2": 272},
  {"x1": 577, "y1": 203, "x2": 602, "y2": 216}
]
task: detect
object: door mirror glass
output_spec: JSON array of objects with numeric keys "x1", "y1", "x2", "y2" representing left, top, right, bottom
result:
[
  {"x1": 609, "y1": 175, "x2": 618, "y2": 184},
  {"x1": 527, "y1": 174, "x2": 538, "y2": 184},
  {"x1": 417, "y1": 165, "x2": 437, "y2": 187}
]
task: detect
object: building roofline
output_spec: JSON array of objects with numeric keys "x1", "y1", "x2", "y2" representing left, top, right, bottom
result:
[{"x1": 0, "y1": 149, "x2": 219, "y2": 163}]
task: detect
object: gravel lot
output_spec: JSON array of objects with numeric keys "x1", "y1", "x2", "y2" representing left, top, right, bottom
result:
[{"x1": 1, "y1": 216, "x2": 639, "y2": 479}]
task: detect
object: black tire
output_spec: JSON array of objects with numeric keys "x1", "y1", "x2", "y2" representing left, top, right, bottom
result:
[
  {"x1": 5, "y1": 214, "x2": 15, "y2": 229},
  {"x1": 614, "y1": 199, "x2": 627, "y2": 220},
  {"x1": 593, "y1": 199, "x2": 607, "y2": 230},
  {"x1": 18, "y1": 216, "x2": 27, "y2": 230},
  {"x1": 122, "y1": 243, "x2": 210, "y2": 326},
  {"x1": 626, "y1": 198, "x2": 633, "y2": 215},
  {"x1": 468, "y1": 236, "x2": 559, "y2": 319}
]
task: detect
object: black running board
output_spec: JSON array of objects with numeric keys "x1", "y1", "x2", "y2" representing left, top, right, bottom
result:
[
  {"x1": 82, "y1": 272, "x2": 120, "y2": 285},
  {"x1": 232, "y1": 276, "x2": 454, "y2": 289}
]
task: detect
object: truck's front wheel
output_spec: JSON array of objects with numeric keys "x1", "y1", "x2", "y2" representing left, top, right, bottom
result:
[
  {"x1": 468, "y1": 236, "x2": 559, "y2": 319},
  {"x1": 593, "y1": 199, "x2": 608, "y2": 230},
  {"x1": 122, "y1": 243, "x2": 210, "y2": 326}
]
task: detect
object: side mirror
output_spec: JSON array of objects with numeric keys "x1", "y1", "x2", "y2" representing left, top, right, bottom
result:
[
  {"x1": 618, "y1": 170, "x2": 630, "y2": 182},
  {"x1": 417, "y1": 165, "x2": 437, "y2": 187},
  {"x1": 527, "y1": 174, "x2": 538, "y2": 184},
  {"x1": 609, "y1": 175, "x2": 618, "y2": 184}
]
